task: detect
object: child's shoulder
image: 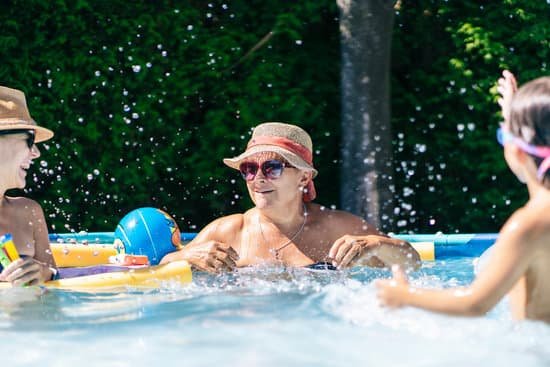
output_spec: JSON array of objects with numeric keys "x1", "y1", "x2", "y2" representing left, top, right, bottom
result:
[
  {"x1": 504, "y1": 197, "x2": 550, "y2": 248},
  {"x1": 525, "y1": 192, "x2": 550, "y2": 225}
]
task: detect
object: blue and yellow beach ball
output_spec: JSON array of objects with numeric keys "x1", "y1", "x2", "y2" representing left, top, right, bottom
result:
[{"x1": 114, "y1": 207, "x2": 182, "y2": 265}]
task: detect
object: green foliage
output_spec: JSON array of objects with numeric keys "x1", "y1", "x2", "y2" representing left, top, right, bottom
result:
[
  {"x1": 392, "y1": 0, "x2": 549, "y2": 232},
  {"x1": 1, "y1": 0, "x2": 548, "y2": 235},
  {"x1": 0, "y1": 0, "x2": 340, "y2": 232}
]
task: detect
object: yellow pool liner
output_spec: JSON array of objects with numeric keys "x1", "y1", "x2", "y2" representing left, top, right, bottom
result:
[
  {"x1": 410, "y1": 241, "x2": 435, "y2": 261},
  {"x1": 51, "y1": 240, "x2": 435, "y2": 268},
  {"x1": 51, "y1": 243, "x2": 118, "y2": 267}
]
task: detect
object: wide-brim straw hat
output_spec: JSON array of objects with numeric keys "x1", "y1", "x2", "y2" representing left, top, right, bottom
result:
[
  {"x1": 0, "y1": 86, "x2": 54, "y2": 143},
  {"x1": 223, "y1": 122, "x2": 318, "y2": 177}
]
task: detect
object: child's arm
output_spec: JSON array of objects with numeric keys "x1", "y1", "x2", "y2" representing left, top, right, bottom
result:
[
  {"x1": 497, "y1": 70, "x2": 518, "y2": 123},
  {"x1": 376, "y1": 209, "x2": 537, "y2": 317}
]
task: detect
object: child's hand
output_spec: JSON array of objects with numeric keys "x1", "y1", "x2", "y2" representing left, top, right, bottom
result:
[
  {"x1": 375, "y1": 265, "x2": 410, "y2": 308},
  {"x1": 497, "y1": 70, "x2": 518, "y2": 123},
  {"x1": 0, "y1": 257, "x2": 48, "y2": 286}
]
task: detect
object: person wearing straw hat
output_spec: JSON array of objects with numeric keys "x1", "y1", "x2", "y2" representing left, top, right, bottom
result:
[
  {"x1": 0, "y1": 86, "x2": 57, "y2": 285},
  {"x1": 162, "y1": 122, "x2": 420, "y2": 272}
]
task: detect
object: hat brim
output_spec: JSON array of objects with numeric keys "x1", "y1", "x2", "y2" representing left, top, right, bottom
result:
[
  {"x1": 0, "y1": 121, "x2": 54, "y2": 143},
  {"x1": 223, "y1": 145, "x2": 318, "y2": 178}
]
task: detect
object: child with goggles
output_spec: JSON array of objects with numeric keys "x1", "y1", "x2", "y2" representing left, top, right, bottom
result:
[
  {"x1": 377, "y1": 71, "x2": 550, "y2": 323},
  {"x1": 0, "y1": 86, "x2": 57, "y2": 286},
  {"x1": 162, "y1": 122, "x2": 420, "y2": 273}
]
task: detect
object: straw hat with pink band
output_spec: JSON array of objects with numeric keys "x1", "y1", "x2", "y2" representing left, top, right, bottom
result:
[
  {"x1": 223, "y1": 122, "x2": 318, "y2": 202},
  {"x1": 0, "y1": 86, "x2": 54, "y2": 142}
]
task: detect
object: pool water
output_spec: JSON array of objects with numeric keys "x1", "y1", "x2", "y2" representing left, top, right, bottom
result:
[{"x1": 1, "y1": 258, "x2": 549, "y2": 367}]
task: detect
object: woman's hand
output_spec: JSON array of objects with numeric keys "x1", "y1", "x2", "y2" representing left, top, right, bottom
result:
[
  {"x1": 497, "y1": 70, "x2": 518, "y2": 123},
  {"x1": 328, "y1": 235, "x2": 384, "y2": 269},
  {"x1": 161, "y1": 241, "x2": 239, "y2": 273},
  {"x1": 0, "y1": 257, "x2": 53, "y2": 286},
  {"x1": 375, "y1": 265, "x2": 410, "y2": 308},
  {"x1": 328, "y1": 234, "x2": 420, "y2": 270}
]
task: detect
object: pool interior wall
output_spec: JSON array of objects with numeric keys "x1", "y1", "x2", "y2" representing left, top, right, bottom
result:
[{"x1": 49, "y1": 232, "x2": 499, "y2": 258}]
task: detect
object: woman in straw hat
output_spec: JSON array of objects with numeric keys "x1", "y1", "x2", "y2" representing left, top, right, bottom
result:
[
  {"x1": 162, "y1": 122, "x2": 420, "y2": 272},
  {"x1": 0, "y1": 86, "x2": 57, "y2": 285}
]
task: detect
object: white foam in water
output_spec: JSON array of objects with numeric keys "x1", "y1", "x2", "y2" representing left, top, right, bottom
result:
[{"x1": 0, "y1": 260, "x2": 549, "y2": 367}]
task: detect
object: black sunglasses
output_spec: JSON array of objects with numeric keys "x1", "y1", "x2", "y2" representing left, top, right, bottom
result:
[
  {"x1": 0, "y1": 129, "x2": 35, "y2": 148},
  {"x1": 239, "y1": 159, "x2": 293, "y2": 181}
]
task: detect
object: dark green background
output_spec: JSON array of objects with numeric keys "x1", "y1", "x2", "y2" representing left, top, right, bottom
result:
[{"x1": 1, "y1": 0, "x2": 548, "y2": 234}]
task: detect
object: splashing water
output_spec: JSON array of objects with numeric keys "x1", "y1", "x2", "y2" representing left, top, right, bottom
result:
[{"x1": 0, "y1": 258, "x2": 549, "y2": 366}]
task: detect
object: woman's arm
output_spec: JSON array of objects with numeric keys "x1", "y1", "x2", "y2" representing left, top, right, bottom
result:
[
  {"x1": 160, "y1": 215, "x2": 241, "y2": 272},
  {"x1": 32, "y1": 202, "x2": 56, "y2": 266},
  {"x1": 0, "y1": 200, "x2": 56, "y2": 285},
  {"x1": 32, "y1": 203, "x2": 57, "y2": 282},
  {"x1": 327, "y1": 211, "x2": 421, "y2": 270}
]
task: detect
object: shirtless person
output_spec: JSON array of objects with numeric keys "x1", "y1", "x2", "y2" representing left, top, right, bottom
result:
[
  {"x1": 377, "y1": 71, "x2": 550, "y2": 322},
  {"x1": 162, "y1": 122, "x2": 420, "y2": 272},
  {"x1": 0, "y1": 86, "x2": 57, "y2": 286}
]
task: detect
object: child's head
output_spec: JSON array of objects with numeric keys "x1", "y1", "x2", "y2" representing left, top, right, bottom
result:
[{"x1": 508, "y1": 77, "x2": 550, "y2": 181}]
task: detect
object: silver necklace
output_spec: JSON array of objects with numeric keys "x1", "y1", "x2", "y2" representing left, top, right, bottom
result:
[{"x1": 258, "y1": 203, "x2": 307, "y2": 260}]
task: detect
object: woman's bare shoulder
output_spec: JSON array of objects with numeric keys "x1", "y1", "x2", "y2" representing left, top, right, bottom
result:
[
  {"x1": 213, "y1": 213, "x2": 246, "y2": 232},
  {"x1": 307, "y1": 203, "x2": 374, "y2": 234},
  {"x1": 5, "y1": 196, "x2": 43, "y2": 217},
  {"x1": 189, "y1": 213, "x2": 245, "y2": 245},
  {"x1": 6, "y1": 196, "x2": 41, "y2": 208}
]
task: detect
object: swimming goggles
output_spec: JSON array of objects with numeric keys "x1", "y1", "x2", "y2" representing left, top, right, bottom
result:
[
  {"x1": 239, "y1": 159, "x2": 293, "y2": 181},
  {"x1": 497, "y1": 127, "x2": 550, "y2": 179},
  {"x1": 0, "y1": 129, "x2": 35, "y2": 149}
]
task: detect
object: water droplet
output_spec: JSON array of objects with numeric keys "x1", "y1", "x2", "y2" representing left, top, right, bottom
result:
[{"x1": 415, "y1": 144, "x2": 426, "y2": 153}]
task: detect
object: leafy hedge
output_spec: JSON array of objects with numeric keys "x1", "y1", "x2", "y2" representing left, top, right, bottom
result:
[
  {"x1": 391, "y1": 0, "x2": 549, "y2": 233},
  {"x1": 0, "y1": 0, "x2": 548, "y2": 234},
  {"x1": 0, "y1": 0, "x2": 341, "y2": 233}
]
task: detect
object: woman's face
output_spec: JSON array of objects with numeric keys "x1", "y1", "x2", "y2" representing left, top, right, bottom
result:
[
  {"x1": 0, "y1": 131, "x2": 40, "y2": 190},
  {"x1": 240, "y1": 152, "x2": 309, "y2": 210}
]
